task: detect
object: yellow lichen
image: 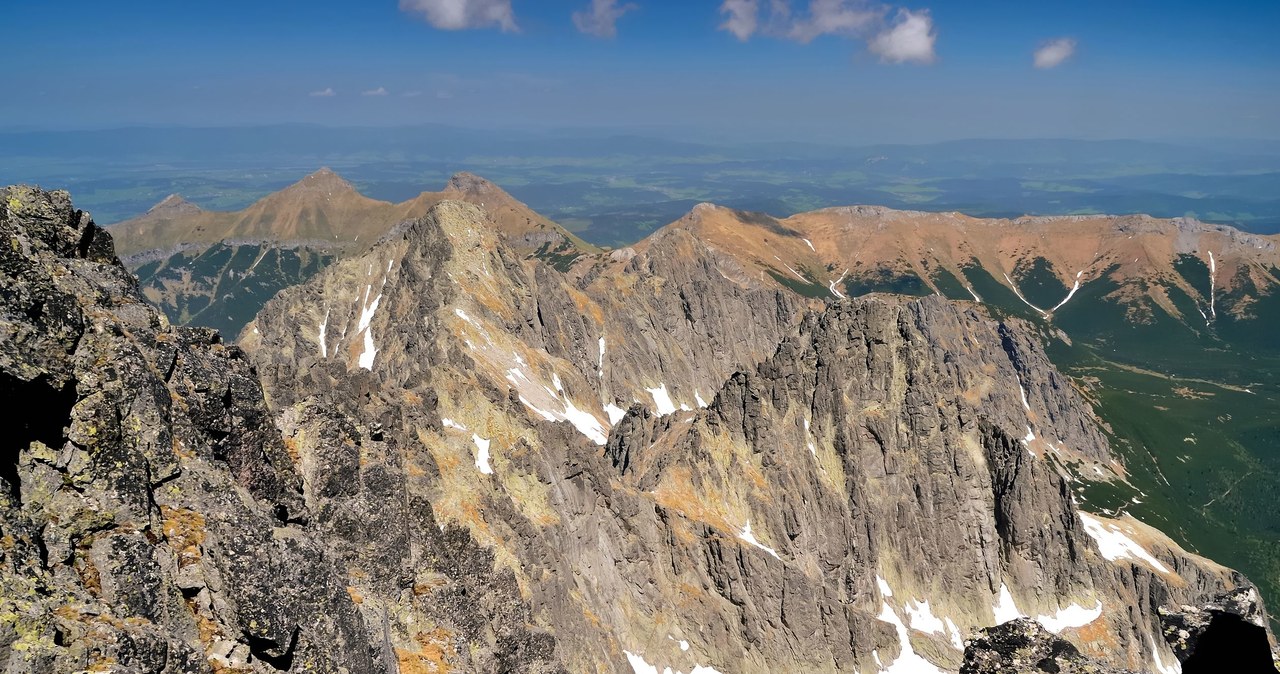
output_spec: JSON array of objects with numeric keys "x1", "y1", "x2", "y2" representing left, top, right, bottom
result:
[
  {"x1": 395, "y1": 628, "x2": 455, "y2": 674},
  {"x1": 160, "y1": 506, "x2": 206, "y2": 568}
]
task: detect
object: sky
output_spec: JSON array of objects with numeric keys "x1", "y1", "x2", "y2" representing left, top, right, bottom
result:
[{"x1": 2, "y1": 0, "x2": 1278, "y2": 143}]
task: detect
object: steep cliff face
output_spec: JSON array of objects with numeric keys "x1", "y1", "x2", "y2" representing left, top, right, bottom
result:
[
  {"x1": 0, "y1": 186, "x2": 564, "y2": 673},
  {"x1": 244, "y1": 199, "x2": 1276, "y2": 672}
]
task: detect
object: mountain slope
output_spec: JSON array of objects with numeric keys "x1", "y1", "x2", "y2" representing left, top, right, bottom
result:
[
  {"x1": 243, "y1": 198, "x2": 1277, "y2": 672},
  {"x1": 658, "y1": 203, "x2": 1279, "y2": 331},
  {"x1": 108, "y1": 169, "x2": 598, "y2": 338},
  {"x1": 625, "y1": 202, "x2": 1280, "y2": 618},
  {"x1": 0, "y1": 186, "x2": 568, "y2": 672}
]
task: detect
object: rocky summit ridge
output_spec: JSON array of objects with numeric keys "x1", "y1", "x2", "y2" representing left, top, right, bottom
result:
[{"x1": 3, "y1": 184, "x2": 1278, "y2": 673}]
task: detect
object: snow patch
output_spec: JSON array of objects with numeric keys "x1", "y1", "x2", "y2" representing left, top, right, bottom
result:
[
  {"x1": 943, "y1": 618, "x2": 964, "y2": 650},
  {"x1": 623, "y1": 650, "x2": 723, "y2": 674},
  {"x1": 441, "y1": 418, "x2": 467, "y2": 431},
  {"x1": 1078, "y1": 512, "x2": 1170, "y2": 573},
  {"x1": 1150, "y1": 634, "x2": 1183, "y2": 674},
  {"x1": 356, "y1": 283, "x2": 384, "y2": 371},
  {"x1": 472, "y1": 434, "x2": 492, "y2": 474},
  {"x1": 803, "y1": 238, "x2": 816, "y2": 252},
  {"x1": 737, "y1": 520, "x2": 781, "y2": 560},
  {"x1": 966, "y1": 285, "x2": 982, "y2": 303},
  {"x1": 318, "y1": 309, "x2": 330, "y2": 358},
  {"x1": 647, "y1": 384, "x2": 677, "y2": 416},
  {"x1": 559, "y1": 398, "x2": 609, "y2": 445},
  {"x1": 694, "y1": 391, "x2": 709, "y2": 408},
  {"x1": 1019, "y1": 382, "x2": 1032, "y2": 412},
  {"x1": 598, "y1": 336, "x2": 606, "y2": 378},
  {"x1": 877, "y1": 575, "x2": 894, "y2": 598},
  {"x1": 829, "y1": 268, "x2": 849, "y2": 299},
  {"x1": 993, "y1": 584, "x2": 1023, "y2": 624},
  {"x1": 1035, "y1": 600, "x2": 1103, "y2": 634},
  {"x1": 904, "y1": 600, "x2": 946, "y2": 636},
  {"x1": 604, "y1": 403, "x2": 628, "y2": 425},
  {"x1": 1002, "y1": 273, "x2": 1047, "y2": 316},
  {"x1": 1206, "y1": 251, "x2": 1217, "y2": 322},
  {"x1": 511, "y1": 370, "x2": 608, "y2": 445},
  {"x1": 876, "y1": 599, "x2": 948, "y2": 674},
  {"x1": 1049, "y1": 271, "x2": 1084, "y2": 313}
]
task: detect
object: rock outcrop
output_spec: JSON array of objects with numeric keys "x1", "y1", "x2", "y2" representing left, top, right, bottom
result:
[
  {"x1": 1159, "y1": 587, "x2": 1280, "y2": 673},
  {"x1": 961, "y1": 619, "x2": 1138, "y2": 674},
  {"x1": 0, "y1": 186, "x2": 563, "y2": 673}
]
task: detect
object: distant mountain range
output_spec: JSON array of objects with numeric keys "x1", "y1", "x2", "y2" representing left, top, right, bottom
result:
[{"x1": 6, "y1": 129, "x2": 1280, "y2": 241}]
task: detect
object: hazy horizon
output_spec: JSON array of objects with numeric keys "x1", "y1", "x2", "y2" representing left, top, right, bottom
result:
[{"x1": 5, "y1": 1, "x2": 1278, "y2": 143}]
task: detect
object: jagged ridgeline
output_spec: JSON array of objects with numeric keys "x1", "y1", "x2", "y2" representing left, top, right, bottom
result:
[
  {"x1": 4, "y1": 183, "x2": 1279, "y2": 673},
  {"x1": 108, "y1": 168, "x2": 598, "y2": 339}
]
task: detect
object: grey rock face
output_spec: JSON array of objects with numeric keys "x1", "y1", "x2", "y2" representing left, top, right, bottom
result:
[
  {"x1": 243, "y1": 200, "x2": 1275, "y2": 672},
  {"x1": 0, "y1": 186, "x2": 564, "y2": 673}
]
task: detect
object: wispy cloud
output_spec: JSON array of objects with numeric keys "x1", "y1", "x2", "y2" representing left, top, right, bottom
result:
[
  {"x1": 403, "y1": 90, "x2": 424, "y2": 98},
  {"x1": 362, "y1": 86, "x2": 389, "y2": 96},
  {"x1": 309, "y1": 87, "x2": 336, "y2": 97},
  {"x1": 399, "y1": 0, "x2": 517, "y2": 32},
  {"x1": 1033, "y1": 38, "x2": 1076, "y2": 69},
  {"x1": 721, "y1": 0, "x2": 879, "y2": 42},
  {"x1": 720, "y1": 0, "x2": 759, "y2": 41},
  {"x1": 573, "y1": 0, "x2": 638, "y2": 38},
  {"x1": 786, "y1": 0, "x2": 882, "y2": 42},
  {"x1": 867, "y1": 9, "x2": 936, "y2": 64},
  {"x1": 718, "y1": 1, "x2": 936, "y2": 64}
]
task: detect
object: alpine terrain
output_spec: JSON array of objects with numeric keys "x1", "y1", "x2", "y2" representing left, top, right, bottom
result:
[{"x1": 3, "y1": 182, "x2": 1278, "y2": 673}]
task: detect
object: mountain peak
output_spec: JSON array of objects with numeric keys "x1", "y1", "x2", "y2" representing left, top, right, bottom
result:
[
  {"x1": 446, "y1": 171, "x2": 501, "y2": 195},
  {"x1": 285, "y1": 166, "x2": 358, "y2": 195},
  {"x1": 146, "y1": 193, "x2": 202, "y2": 217}
]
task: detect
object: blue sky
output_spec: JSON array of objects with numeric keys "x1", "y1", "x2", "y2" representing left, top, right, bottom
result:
[{"x1": 2, "y1": 0, "x2": 1278, "y2": 142}]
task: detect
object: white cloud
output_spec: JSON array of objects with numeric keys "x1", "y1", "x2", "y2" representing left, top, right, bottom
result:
[
  {"x1": 362, "y1": 87, "x2": 389, "y2": 96},
  {"x1": 721, "y1": 0, "x2": 882, "y2": 42},
  {"x1": 786, "y1": 0, "x2": 881, "y2": 42},
  {"x1": 718, "y1": 1, "x2": 935, "y2": 64},
  {"x1": 309, "y1": 87, "x2": 336, "y2": 97},
  {"x1": 399, "y1": 0, "x2": 517, "y2": 32},
  {"x1": 402, "y1": 90, "x2": 424, "y2": 98},
  {"x1": 720, "y1": 0, "x2": 759, "y2": 41},
  {"x1": 867, "y1": 8, "x2": 936, "y2": 64},
  {"x1": 573, "y1": 0, "x2": 638, "y2": 38},
  {"x1": 1034, "y1": 38, "x2": 1076, "y2": 69}
]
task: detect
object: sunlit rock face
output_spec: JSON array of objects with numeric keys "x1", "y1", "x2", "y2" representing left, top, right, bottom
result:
[{"x1": 244, "y1": 197, "x2": 1276, "y2": 673}]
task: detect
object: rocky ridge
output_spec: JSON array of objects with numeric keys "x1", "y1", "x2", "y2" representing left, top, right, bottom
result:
[
  {"x1": 243, "y1": 197, "x2": 1277, "y2": 672},
  {"x1": 4, "y1": 183, "x2": 1277, "y2": 672},
  {"x1": 0, "y1": 186, "x2": 563, "y2": 673}
]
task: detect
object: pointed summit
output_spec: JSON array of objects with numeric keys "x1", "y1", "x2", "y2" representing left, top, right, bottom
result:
[
  {"x1": 446, "y1": 171, "x2": 500, "y2": 195},
  {"x1": 146, "y1": 193, "x2": 203, "y2": 217},
  {"x1": 278, "y1": 167, "x2": 360, "y2": 197}
]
